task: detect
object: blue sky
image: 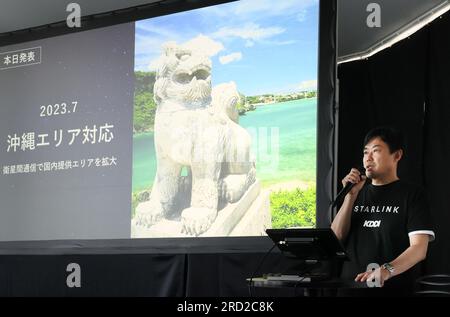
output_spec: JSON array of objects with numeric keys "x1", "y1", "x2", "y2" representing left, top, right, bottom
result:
[{"x1": 134, "y1": 0, "x2": 318, "y2": 96}]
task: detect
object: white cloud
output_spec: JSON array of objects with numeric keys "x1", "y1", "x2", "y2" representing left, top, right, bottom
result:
[
  {"x1": 135, "y1": 34, "x2": 225, "y2": 71},
  {"x1": 219, "y1": 52, "x2": 243, "y2": 64},
  {"x1": 134, "y1": 34, "x2": 166, "y2": 57},
  {"x1": 135, "y1": 22, "x2": 224, "y2": 71},
  {"x1": 134, "y1": 35, "x2": 166, "y2": 71},
  {"x1": 298, "y1": 79, "x2": 317, "y2": 91},
  {"x1": 212, "y1": 23, "x2": 285, "y2": 41},
  {"x1": 182, "y1": 34, "x2": 225, "y2": 57},
  {"x1": 134, "y1": 20, "x2": 183, "y2": 58}
]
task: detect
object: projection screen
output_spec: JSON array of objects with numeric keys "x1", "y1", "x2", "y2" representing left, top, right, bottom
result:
[{"x1": 0, "y1": 0, "x2": 331, "y2": 241}]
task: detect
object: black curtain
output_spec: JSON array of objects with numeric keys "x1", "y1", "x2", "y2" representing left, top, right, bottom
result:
[
  {"x1": 0, "y1": 254, "x2": 187, "y2": 296},
  {"x1": 337, "y1": 29, "x2": 428, "y2": 186},
  {"x1": 184, "y1": 253, "x2": 303, "y2": 297},
  {"x1": 337, "y1": 12, "x2": 450, "y2": 274},
  {"x1": 424, "y1": 13, "x2": 450, "y2": 274},
  {"x1": 316, "y1": 0, "x2": 338, "y2": 227},
  {"x1": 0, "y1": 252, "x2": 304, "y2": 296}
]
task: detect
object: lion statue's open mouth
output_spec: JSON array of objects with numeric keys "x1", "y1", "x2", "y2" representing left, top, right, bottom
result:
[
  {"x1": 154, "y1": 44, "x2": 213, "y2": 106},
  {"x1": 173, "y1": 66, "x2": 211, "y2": 103},
  {"x1": 173, "y1": 67, "x2": 210, "y2": 85}
]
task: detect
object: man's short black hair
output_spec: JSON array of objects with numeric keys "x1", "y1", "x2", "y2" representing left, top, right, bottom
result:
[{"x1": 363, "y1": 127, "x2": 404, "y2": 154}]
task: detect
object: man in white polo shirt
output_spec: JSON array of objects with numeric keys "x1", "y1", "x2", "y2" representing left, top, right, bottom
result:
[{"x1": 332, "y1": 127, "x2": 435, "y2": 295}]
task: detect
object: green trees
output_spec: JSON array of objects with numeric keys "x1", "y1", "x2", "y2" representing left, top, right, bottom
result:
[
  {"x1": 236, "y1": 92, "x2": 257, "y2": 115},
  {"x1": 134, "y1": 71, "x2": 157, "y2": 133},
  {"x1": 135, "y1": 71, "x2": 156, "y2": 94},
  {"x1": 270, "y1": 187, "x2": 316, "y2": 228},
  {"x1": 134, "y1": 91, "x2": 156, "y2": 133}
]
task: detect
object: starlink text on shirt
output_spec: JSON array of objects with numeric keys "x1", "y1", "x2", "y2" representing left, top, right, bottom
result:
[{"x1": 354, "y1": 205, "x2": 399, "y2": 213}]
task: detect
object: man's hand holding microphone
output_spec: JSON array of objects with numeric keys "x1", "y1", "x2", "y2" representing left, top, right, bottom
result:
[
  {"x1": 331, "y1": 168, "x2": 367, "y2": 241},
  {"x1": 342, "y1": 168, "x2": 367, "y2": 197}
]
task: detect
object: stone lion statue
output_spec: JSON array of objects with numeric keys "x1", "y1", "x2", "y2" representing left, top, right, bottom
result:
[{"x1": 134, "y1": 41, "x2": 256, "y2": 236}]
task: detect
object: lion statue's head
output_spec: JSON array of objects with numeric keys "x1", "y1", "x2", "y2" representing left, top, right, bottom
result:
[{"x1": 154, "y1": 41, "x2": 212, "y2": 108}]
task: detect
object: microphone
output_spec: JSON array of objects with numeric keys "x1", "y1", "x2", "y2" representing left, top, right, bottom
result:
[{"x1": 331, "y1": 167, "x2": 366, "y2": 208}]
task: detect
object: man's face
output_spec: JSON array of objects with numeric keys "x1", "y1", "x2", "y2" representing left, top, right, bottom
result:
[{"x1": 363, "y1": 137, "x2": 402, "y2": 179}]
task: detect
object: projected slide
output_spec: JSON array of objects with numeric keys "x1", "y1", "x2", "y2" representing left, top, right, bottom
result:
[
  {"x1": 0, "y1": 24, "x2": 135, "y2": 241},
  {"x1": 131, "y1": 0, "x2": 318, "y2": 237},
  {"x1": 0, "y1": 0, "x2": 318, "y2": 241}
]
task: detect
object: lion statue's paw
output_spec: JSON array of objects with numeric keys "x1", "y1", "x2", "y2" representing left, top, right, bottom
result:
[
  {"x1": 134, "y1": 200, "x2": 165, "y2": 228},
  {"x1": 181, "y1": 207, "x2": 217, "y2": 236}
]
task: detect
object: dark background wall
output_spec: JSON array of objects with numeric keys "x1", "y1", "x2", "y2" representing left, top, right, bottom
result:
[
  {"x1": 0, "y1": 237, "x2": 303, "y2": 296},
  {"x1": 337, "y1": 12, "x2": 450, "y2": 274}
]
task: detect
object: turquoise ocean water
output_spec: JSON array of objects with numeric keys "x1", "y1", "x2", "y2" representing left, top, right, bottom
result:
[{"x1": 132, "y1": 98, "x2": 317, "y2": 192}]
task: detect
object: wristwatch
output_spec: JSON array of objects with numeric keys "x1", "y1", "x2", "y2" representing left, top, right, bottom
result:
[{"x1": 382, "y1": 263, "x2": 395, "y2": 276}]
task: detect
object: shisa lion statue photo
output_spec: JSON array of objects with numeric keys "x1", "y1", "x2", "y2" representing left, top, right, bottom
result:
[{"x1": 134, "y1": 41, "x2": 257, "y2": 236}]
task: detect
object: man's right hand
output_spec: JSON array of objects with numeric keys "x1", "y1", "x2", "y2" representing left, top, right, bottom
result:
[{"x1": 342, "y1": 168, "x2": 366, "y2": 197}]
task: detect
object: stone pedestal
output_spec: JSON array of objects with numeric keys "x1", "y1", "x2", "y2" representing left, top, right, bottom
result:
[{"x1": 131, "y1": 180, "x2": 271, "y2": 238}]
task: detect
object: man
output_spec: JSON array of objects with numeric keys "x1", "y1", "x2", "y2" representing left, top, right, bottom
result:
[{"x1": 331, "y1": 127, "x2": 434, "y2": 295}]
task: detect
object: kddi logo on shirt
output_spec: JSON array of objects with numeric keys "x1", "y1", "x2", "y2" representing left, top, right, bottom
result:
[{"x1": 363, "y1": 220, "x2": 381, "y2": 228}]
